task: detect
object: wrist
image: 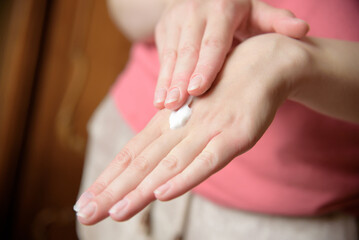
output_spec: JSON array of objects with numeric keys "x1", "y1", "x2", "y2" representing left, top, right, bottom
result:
[{"x1": 278, "y1": 37, "x2": 318, "y2": 102}]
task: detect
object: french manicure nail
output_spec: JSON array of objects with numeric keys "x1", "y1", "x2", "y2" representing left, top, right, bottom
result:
[
  {"x1": 165, "y1": 88, "x2": 180, "y2": 104},
  {"x1": 154, "y1": 182, "x2": 171, "y2": 197},
  {"x1": 154, "y1": 88, "x2": 166, "y2": 104},
  {"x1": 77, "y1": 201, "x2": 97, "y2": 219},
  {"x1": 109, "y1": 198, "x2": 129, "y2": 218},
  {"x1": 188, "y1": 76, "x2": 202, "y2": 91},
  {"x1": 73, "y1": 192, "x2": 94, "y2": 212}
]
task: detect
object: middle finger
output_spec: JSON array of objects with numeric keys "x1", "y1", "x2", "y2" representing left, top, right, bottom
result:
[{"x1": 165, "y1": 17, "x2": 206, "y2": 109}]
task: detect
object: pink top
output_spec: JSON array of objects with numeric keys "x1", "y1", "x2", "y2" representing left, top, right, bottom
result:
[{"x1": 111, "y1": 0, "x2": 359, "y2": 216}]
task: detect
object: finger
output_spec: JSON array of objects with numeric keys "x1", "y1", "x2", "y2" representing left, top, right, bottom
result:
[
  {"x1": 109, "y1": 130, "x2": 212, "y2": 221},
  {"x1": 188, "y1": 13, "x2": 236, "y2": 96},
  {"x1": 154, "y1": 130, "x2": 245, "y2": 201},
  {"x1": 164, "y1": 18, "x2": 205, "y2": 110},
  {"x1": 77, "y1": 130, "x2": 184, "y2": 225},
  {"x1": 247, "y1": 1, "x2": 309, "y2": 39},
  {"x1": 154, "y1": 25, "x2": 181, "y2": 109},
  {"x1": 73, "y1": 124, "x2": 162, "y2": 212},
  {"x1": 154, "y1": 22, "x2": 165, "y2": 61}
]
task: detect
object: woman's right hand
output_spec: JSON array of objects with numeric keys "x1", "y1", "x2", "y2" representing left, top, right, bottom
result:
[{"x1": 153, "y1": 0, "x2": 309, "y2": 110}]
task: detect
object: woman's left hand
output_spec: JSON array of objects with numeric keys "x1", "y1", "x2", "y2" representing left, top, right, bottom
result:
[{"x1": 75, "y1": 33, "x2": 359, "y2": 225}]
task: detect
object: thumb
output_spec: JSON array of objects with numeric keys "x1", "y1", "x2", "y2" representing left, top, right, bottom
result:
[{"x1": 239, "y1": 0, "x2": 309, "y2": 39}]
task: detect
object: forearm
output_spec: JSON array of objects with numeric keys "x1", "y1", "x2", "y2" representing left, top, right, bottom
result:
[
  {"x1": 106, "y1": 0, "x2": 169, "y2": 41},
  {"x1": 289, "y1": 37, "x2": 359, "y2": 124}
]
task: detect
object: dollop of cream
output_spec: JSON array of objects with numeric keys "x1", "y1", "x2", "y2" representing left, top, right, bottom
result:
[{"x1": 169, "y1": 96, "x2": 193, "y2": 129}]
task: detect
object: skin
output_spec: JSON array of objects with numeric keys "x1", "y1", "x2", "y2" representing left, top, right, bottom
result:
[
  {"x1": 75, "y1": 34, "x2": 359, "y2": 225},
  {"x1": 107, "y1": 0, "x2": 309, "y2": 111}
]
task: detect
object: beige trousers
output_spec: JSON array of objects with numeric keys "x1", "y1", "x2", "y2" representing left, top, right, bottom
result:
[{"x1": 76, "y1": 96, "x2": 358, "y2": 240}]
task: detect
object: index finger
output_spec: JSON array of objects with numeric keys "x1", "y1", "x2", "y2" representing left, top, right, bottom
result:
[
  {"x1": 187, "y1": 9, "x2": 240, "y2": 96},
  {"x1": 73, "y1": 117, "x2": 164, "y2": 213}
]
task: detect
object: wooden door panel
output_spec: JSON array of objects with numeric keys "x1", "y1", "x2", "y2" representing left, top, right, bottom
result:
[{"x1": 0, "y1": 0, "x2": 131, "y2": 239}]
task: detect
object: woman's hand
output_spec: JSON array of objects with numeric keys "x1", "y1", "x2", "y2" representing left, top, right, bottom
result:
[
  {"x1": 153, "y1": 0, "x2": 309, "y2": 110},
  {"x1": 75, "y1": 33, "x2": 316, "y2": 225}
]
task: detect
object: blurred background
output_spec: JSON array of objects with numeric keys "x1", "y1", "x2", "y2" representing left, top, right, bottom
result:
[{"x1": 0, "y1": 0, "x2": 130, "y2": 239}]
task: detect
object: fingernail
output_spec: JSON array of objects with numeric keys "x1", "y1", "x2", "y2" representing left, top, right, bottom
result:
[
  {"x1": 76, "y1": 201, "x2": 97, "y2": 219},
  {"x1": 188, "y1": 76, "x2": 202, "y2": 91},
  {"x1": 154, "y1": 88, "x2": 166, "y2": 104},
  {"x1": 154, "y1": 182, "x2": 171, "y2": 197},
  {"x1": 73, "y1": 192, "x2": 94, "y2": 212},
  {"x1": 284, "y1": 17, "x2": 306, "y2": 26},
  {"x1": 109, "y1": 198, "x2": 129, "y2": 218},
  {"x1": 165, "y1": 88, "x2": 180, "y2": 104},
  {"x1": 293, "y1": 18, "x2": 306, "y2": 24}
]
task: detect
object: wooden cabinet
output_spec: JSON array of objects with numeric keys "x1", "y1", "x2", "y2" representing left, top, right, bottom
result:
[{"x1": 0, "y1": 0, "x2": 130, "y2": 239}]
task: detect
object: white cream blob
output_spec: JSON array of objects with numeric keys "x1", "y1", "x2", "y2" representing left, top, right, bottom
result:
[{"x1": 169, "y1": 96, "x2": 194, "y2": 129}]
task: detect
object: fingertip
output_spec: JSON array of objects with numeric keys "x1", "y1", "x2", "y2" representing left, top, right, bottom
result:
[
  {"x1": 154, "y1": 182, "x2": 174, "y2": 201},
  {"x1": 154, "y1": 180, "x2": 186, "y2": 202},
  {"x1": 288, "y1": 18, "x2": 310, "y2": 38},
  {"x1": 188, "y1": 85, "x2": 209, "y2": 96},
  {"x1": 295, "y1": 19, "x2": 310, "y2": 38},
  {"x1": 164, "y1": 101, "x2": 182, "y2": 110},
  {"x1": 275, "y1": 18, "x2": 310, "y2": 39},
  {"x1": 187, "y1": 75, "x2": 202, "y2": 92},
  {"x1": 108, "y1": 198, "x2": 130, "y2": 221},
  {"x1": 164, "y1": 87, "x2": 189, "y2": 110},
  {"x1": 154, "y1": 101, "x2": 165, "y2": 109},
  {"x1": 76, "y1": 201, "x2": 102, "y2": 226},
  {"x1": 187, "y1": 74, "x2": 213, "y2": 96},
  {"x1": 154, "y1": 88, "x2": 167, "y2": 108},
  {"x1": 74, "y1": 191, "x2": 94, "y2": 213}
]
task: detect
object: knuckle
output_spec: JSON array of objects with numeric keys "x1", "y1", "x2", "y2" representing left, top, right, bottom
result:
[
  {"x1": 196, "y1": 151, "x2": 218, "y2": 171},
  {"x1": 100, "y1": 190, "x2": 116, "y2": 203},
  {"x1": 91, "y1": 181, "x2": 107, "y2": 194},
  {"x1": 162, "y1": 48, "x2": 177, "y2": 61},
  {"x1": 203, "y1": 37, "x2": 226, "y2": 50},
  {"x1": 130, "y1": 156, "x2": 149, "y2": 172},
  {"x1": 185, "y1": 0, "x2": 200, "y2": 14},
  {"x1": 178, "y1": 43, "x2": 199, "y2": 58},
  {"x1": 161, "y1": 155, "x2": 180, "y2": 171},
  {"x1": 213, "y1": 0, "x2": 231, "y2": 12},
  {"x1": 211, "y1": 0, "x2": 243, "y2": 20},
  {"x1": 113, "y1": 148, "x2": 133, "y2": 168},
  {"x1": 172, "y1": 73, "x2": 190, "y2": 84}
]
